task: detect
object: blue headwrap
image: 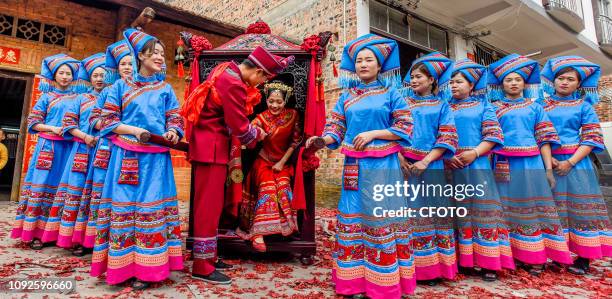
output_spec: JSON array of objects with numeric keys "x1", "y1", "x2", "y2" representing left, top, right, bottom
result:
[
  {"x1": 339, "y1": 33, "x2": 401, "y2": 89},
  {"x1": 487, "y1": 53, "x2": 540, "y2": 101},
  {"x1": 104, "y1": 40, "x2": 131, "y2": 84},
  {"x1": 402, "y1": 52, "x2": 453, "y2": 98},
  {"x1": 446, "y1": 58, "x2": 487, "y2": 101},
  {"x1": 540, "y1": 55, "x2": 601, "y2": 105},
  {"x1": 122, "y1": 28, "x2": 166, "y2": 83},
  {"x1": 37, "y1": 54, "x2": 80, "y2": 93},
  {"x1": 74, "y1": 53, "x2": 105, "y2": 94}
]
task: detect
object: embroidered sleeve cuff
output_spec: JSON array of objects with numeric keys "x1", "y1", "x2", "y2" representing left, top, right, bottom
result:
[
  {"x1": 99, "y1": 102, "x2": 122, "y2": 137},
  {"x1": 237, "y1": 124, "x2": 259, "y2": 145},
  {"x1": 433, "y1": 142, "x2": 457, "y2": 158},
  {"x1": 165, "y1": 109, "x2": 185, "y2": 139},
  {"x1": 535, "y1": 121, "x2": 560, "y2": 147},
  {"x1": 434, "y1": 125, "x2": 458, "y2": 157},
  {"x1": 26, "y1": 110, "x2": 46, "y2": 134},
  {"x1": 322, "y1": 112, "x2": 346, "y2": 146},
  {"x1": 387, "y1": 128, "x2": 411, "y2": 146},
  {"x1": 579, "y1": 123, "x2": 605, "y2": 153},
  {"x1": 481, "y1": 120, "x2": 504, "y2": 147},
  {"x1": 389, "y1": 110, "x2": 413, "y2": 142},
  {"x1": 322, "y1": 132, "x2": 341, "y2": 150},
  {"x1": 61, "y1": 112, "x2": 79, "y2": 137},
  {"x1": 99, "y1": 120, "x2": 121, "y2": 138},
  {"x1": 88, "y1": 108, "x2": 101, "y2": 132}
]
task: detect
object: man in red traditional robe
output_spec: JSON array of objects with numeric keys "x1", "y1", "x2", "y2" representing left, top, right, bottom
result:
[{"x1": 182, "y1": 46, "x2": 294, "y2": 284}]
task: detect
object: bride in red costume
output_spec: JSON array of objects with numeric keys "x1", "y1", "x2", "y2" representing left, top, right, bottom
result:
[{"x1": 237, "y1": 80, "x2": 302, "y2": 252}]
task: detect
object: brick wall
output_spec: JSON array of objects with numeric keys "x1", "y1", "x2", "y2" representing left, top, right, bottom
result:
[
  {"x1": 596, "y1": 75, "x2": 612, "y2": 123},
  {"x1": 0, "y1": 0, "x2": 116, "y2": 74},
  {"x1": 154, "y1": 0, "x2": 358, "y2": 88},
  {"x1": 1, "y1": 0, "x2": 231, "y2": 202},
  {"x1": 0, "y1": 1, "x2": 229, "y2": 96},
  {"x1": 120, "y1": 9, "x2": 230, "y2": 102}
]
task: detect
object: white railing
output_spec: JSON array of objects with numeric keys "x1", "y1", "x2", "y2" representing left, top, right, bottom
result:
[
  {"x1": 599, "y1": 14, "x2": 612, "y2": 44},
  {"x1": 547, "y1": 0, "x2": 583, "y2": 18}
]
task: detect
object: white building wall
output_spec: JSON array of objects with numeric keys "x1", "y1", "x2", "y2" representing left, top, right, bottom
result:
[
  {"x1": 524, "y1": 0, "x2": 599, "y2": 43},
  {"x1": 356, "y1": 0, "x2": 370, "y2": 38},
  {"x1": 450, "y1": 34, "x2": 471, "y2": 60},
  {"x1": 580, "y1": 0, "x2": 600, "y2": 42},
  {"x1": 357, "y1": 0, "x2": 605, "y2": 65}
]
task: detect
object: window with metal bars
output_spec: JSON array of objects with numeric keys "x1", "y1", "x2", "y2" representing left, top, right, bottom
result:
[
  {"x1": 369, "y1": 0, "x2": 448, "y2": 54},
  {"x1": 0, "y1": 13, "x2": 67, "y2": 47},
  {"x1": 472, "y1": 42, "x2": 506, "y2": 66}
]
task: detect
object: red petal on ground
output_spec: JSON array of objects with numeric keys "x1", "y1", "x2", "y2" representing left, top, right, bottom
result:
[
  {"x1": 243, "y1": 272, "x2": 259, "y2": 279},
  {"x1": 266, "y1": 290, "x2": 289, "y2": 298},
  {"x1": 254, "y1": 263, "x2": 269, "y2": 274}
]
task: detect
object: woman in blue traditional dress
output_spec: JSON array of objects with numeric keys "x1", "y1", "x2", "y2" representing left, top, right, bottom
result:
[
  {"x1": 42, "y1": 53, "x2": 106, "y2": 251},
  {"x1": 305, "y1": 33, "x2": 415, "y2": 299},
  {"x1": 444, "y1": 59, "x2": 513, "y2": 281},
  {"x1": 11, "y1": 54, "x2": 81, "y2": 250},
  {"x1": 539, "y1": 56, "x2": 611, "y2": 275},
  {"x1": 487, "y1": 53, "x2": 572, "y2": 276},
  {"x1": 74, "y1": 40, "x2": 132, "y2": 257},
  {"x1": 399, "y1": 52, "x2": 458, "y2": 285},
  {"x1": 91, "y1": 29, "x2": 184, "y2": 290}
]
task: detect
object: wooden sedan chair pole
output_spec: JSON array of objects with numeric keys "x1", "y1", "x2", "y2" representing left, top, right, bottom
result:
[{"x1": 143, "y1": 22, "x2": 331, "y2": 265}]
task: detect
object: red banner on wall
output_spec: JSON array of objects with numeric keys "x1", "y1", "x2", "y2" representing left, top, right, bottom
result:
[
  {"x1": 467, "y1": 52, "x2": 476, "y2": 62},
  {"x1": 21, "y1": 77, "x2": 42, "y2": 174},
  {"x1": 0, "y1": 46, "x2": 21, "y2": 65}
]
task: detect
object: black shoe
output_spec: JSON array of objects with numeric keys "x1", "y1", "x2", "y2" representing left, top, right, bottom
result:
[
  {"x1": 192, "y1": 270, "x2": 232, "y2": 285},
  {"x1": 525, "y1": 264, "x2": 544, "y2": 277},
  {"x1": 29, "y1": 239, "x2": 43, "y2": 250},
  {"x1": 418, "y1": 278, "x2": 440, "y2": 286},
  {"x1": 426, "y1": 279, "x2": 439, "y2": 286},
  {"x1": 214, "y1": 259, "x2": 234, "y2": 271},
  {"x1": 131, "y1": 279, "x2": 149, "y2": 290},
  {"x1": 481, "y1": 269, "x2": 498, "y2": 282},
  {"x1": 458, "y1": 266, "x2": 477, "y2": 276},
  {"x1": 548, "y1": 261, "x2": 566, "y2": 273},
  {"x1": 568, "y1": 257, "x2": 590, "y2": 275},
  {"x1": 72, "y1": 245, "x2": 93, "y2": 257}
]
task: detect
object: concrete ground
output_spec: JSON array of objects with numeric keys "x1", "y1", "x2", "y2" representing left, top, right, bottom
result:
[{"x1": 0, "y1": 201, "x2": 610, "y2": 299}]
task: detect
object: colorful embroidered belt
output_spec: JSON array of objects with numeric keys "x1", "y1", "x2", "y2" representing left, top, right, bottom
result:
[
  {"x1": 551, "y1": 144, "x2": 579, "y2": 155},
  {"x1": 39, "y1": 132, "x2": 67, "y2": 141},
  {"x1": 340, "y1": 143, "x2": 402, "y2": 158},
  {"x1": 110, "y1": 134, "x2": 169, "y2": 153},
  {"x1": 493, "y1": 145, "x2": 540, "y2": 157},
  {"x1": 73, "y1": 137, "x2": 86, "y2": 144}
]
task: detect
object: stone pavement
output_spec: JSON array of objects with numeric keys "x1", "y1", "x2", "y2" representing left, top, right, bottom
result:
[{"x1": 0, "y1": 201, "x2": 610, "y2": 299}]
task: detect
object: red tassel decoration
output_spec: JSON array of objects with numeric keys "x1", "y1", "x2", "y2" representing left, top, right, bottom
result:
[
  {"x1": 176, "y1": 37, "x2": 185, "y2": 77},
  {"x1": 177, "y1": 61, "x2": 184, "y2": 77},
  {"x1": 333, "y1": 62, "x2": 338, "y2": 78}
]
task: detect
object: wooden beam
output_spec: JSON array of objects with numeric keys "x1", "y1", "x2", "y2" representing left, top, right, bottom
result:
[{"x1": 73, "y1": 0, "x2": 244, "y2": 38}]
